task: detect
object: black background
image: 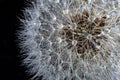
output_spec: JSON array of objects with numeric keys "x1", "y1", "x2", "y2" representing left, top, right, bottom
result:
[{"x1": 0, "y1": 0, "x2": 29, "y2": 80}]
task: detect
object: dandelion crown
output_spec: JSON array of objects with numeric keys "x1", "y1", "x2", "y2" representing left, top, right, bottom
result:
[{"x1": 18, "y1": 0, "x2": 120, "y2": 80}]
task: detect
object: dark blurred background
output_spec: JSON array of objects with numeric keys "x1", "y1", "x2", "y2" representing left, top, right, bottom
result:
[{"x1": 0, "y1": 0, "x2": 29, "y2": 80}]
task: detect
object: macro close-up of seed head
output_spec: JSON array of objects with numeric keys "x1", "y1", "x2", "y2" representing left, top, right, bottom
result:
[{"x1": 18, "y1": 0, "x2": 120, "y2": 80}]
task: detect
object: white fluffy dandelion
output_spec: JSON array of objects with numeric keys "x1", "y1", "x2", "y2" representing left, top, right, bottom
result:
[{"x1": 18, "y1": 0, "x2": 120, "y2": 80}]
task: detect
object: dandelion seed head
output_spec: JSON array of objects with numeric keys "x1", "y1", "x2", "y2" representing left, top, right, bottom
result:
[{"x1": 18, "y1": 0, "x2": 120, "y2": 80}]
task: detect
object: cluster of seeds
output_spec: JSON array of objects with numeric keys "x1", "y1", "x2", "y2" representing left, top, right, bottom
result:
[
  {"x1": 19, "y1": 0, "x2": 120, "y2": 80},
  {"x1": 60, "y1": 10, "x2": 108, "y2": 59}
]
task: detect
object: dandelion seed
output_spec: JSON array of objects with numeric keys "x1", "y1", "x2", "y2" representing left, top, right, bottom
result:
[{"x1": 63, "y1": 9, "x2": 69, "y2": 14}]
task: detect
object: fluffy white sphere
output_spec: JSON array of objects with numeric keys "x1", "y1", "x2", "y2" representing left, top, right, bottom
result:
[{"x1": 18, "y1": 0, "x2": 120, "y2": 80}]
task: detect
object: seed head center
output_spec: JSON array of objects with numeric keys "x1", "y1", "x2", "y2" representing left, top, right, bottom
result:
[
  {"x1": 86, "y1": 34, "x2": 92, "y2": 40},
  {"x1": 60, "y1": 10, "x2": 107, "y2": 59}
]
